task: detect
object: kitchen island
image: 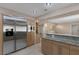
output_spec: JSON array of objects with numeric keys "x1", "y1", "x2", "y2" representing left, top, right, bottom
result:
[{"x1": 41, "y1": 33, "x2": 79, "y2": 55}]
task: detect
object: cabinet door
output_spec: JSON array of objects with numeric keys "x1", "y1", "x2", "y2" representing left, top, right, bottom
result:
[
  {"x1": 60, "y1": 43, "x2": 70, "y2": 55},
  {"x1": 27, "y1": 32, "x2": 34, "y2": 47},
  {"x1": 70, "y1": 45, "x2": 79, "y2": 55},
  {"x1": 42, "y1": 39, "x2": 70, "y2": 55},
  {"x1": 36, "y1": 34, "x2": 40, "y2": 43},
  {"x1": 51, "y1": 41, "x2": 59, "y2": 55},
  {"x1": 52, "y1": 44, "x2": 60, "y2": 55},
  {"x1": 52, "y1": 41, "x2": 70, "y2": 55},
  {"x1": 42, "y1": 39, "x2": 53, "y2": 55}
]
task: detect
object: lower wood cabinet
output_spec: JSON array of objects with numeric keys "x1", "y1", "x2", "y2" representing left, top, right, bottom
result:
[
  {"x1": 27, "y1": 32, "x2": 35, "y2": 47},
  {"x1": 42, "y1": 39, "x2": 61, "y2": 55},
  {"x1": 70, "y1": 45, "x2": 79, "y2": 55},
  {"x1": 36, "y1": 34, "x2": 40, "y2": 43},
  {"x1": 51, "y1": 41, "x2": 70, "y2": 55},
  {"x1": 42, "y1": 38, "x2": 79, "y2": 55},
  {"x1": 60, "y1": 43, "x2": 70, "y2": 55},
  {"x1": 52, "y1": 43, "x2": 60, "y2": 55},
  {"x1": 42, "y1": 39, "x2": 53, "y2": 54}
]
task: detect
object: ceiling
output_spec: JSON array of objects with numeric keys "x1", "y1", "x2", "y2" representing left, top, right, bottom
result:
[{"x1": 0, "y1": 3, "x2": 73, "y2": 17}]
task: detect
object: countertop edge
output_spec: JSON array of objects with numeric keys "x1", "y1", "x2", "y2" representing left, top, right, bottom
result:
[{"x1": 42, "y1": 37, "x2": 79, "y2": 47}]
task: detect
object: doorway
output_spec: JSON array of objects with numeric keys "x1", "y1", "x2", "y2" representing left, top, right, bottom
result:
[{"x1": 3, "y1": 16, "x2": 27, "y2": 54}]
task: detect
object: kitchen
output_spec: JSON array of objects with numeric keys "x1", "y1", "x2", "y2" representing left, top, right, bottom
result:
[{"x1": 41, "y1": 14, "x2": 79, "y2": 55}]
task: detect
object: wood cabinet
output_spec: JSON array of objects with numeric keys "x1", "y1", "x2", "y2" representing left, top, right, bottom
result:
[
  {"x1": 42, "y1": 39, "x2": 53, "y2": 55},
  {"x1": 51, "y1": 40, "x2": 69, "y2": 55},
  {"x1": 51, "y1": 41, "x2": 60, "y2": 55},
  {"x1": 27, "y1": 32, "x2": 35, "y2": 47},
  {"x1": 52, "y1": 43, "x2": 60, "y2": 55},
  {"x1": 59, "y1": 43, "x2": 70, "y2": 55},
  {"x1": 42, "y1": 38, "x2": 70, "y2": 55},
  {"x1": 70, "y1": 45, "x2": 79, "y2": 55},
  {"x1": 36, "y1": 34, "x2": 40, "y2": 43},
  {"x1": 42, "y1": 38, "x2": 79, "y2": 55}
]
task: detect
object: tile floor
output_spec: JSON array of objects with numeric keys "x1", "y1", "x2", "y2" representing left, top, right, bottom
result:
[{"x1": 11, "y1": 43, "x2": 43, "y2": 55}]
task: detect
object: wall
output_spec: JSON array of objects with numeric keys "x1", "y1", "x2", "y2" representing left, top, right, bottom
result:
[
  {"x1": 55, "y1": 24, "x2": 71, "y2": 34},
  {"x1": 43, "y1": 23, "x2": 73, "y2": 35},
  {"x1": 45, "y1": 23, "x2": 56, "y2": 33},
  {"x1": 71, "y1": 23, "x2": 79, "y2": 35}
]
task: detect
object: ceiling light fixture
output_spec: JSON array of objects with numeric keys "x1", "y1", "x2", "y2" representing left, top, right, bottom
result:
[
  {"x1": 45, "y1": 3, "x2": 52, "y2": 8},
  {"x1": 46, "y1": 3, "x2": 51, "y2": 6}
]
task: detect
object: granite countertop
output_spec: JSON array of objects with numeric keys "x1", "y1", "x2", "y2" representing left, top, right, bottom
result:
[
  {"x1": 47, "y1": 33, "x2": 79, "y2": 37},
  {"x1": 43, "y1": 36, "x2": 79, "y2": 46}
]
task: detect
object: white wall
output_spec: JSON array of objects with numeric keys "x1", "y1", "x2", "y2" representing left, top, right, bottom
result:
[
  {"x1": 43, "y1": 23, "x2": 72, "y2": 35},
  {"x1": 55, "y1": 24, "x2": 71, "y2": 34}
]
